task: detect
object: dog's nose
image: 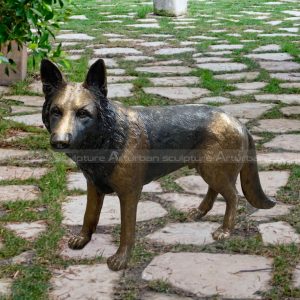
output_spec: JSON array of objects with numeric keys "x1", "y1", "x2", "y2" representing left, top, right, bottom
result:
[{"x1": 50, "y1": 133, "x2": 72, "y2": 149}]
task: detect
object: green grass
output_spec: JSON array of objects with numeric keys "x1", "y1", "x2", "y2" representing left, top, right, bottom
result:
[
  {"x1": 1, "y1": 0, "x2": 300, "y2": 298},
  {"x1": 193, "y1": 69, "x2": 235, "y2": 95},
  {"x1": 136, "y1": 5, "x2": 153, "y2": 19},
  {"x1": 0, "y1": 161, "x2": 67, "y2": 299},
  {"x1": 148, "y1": 280, "x2": 171, "y2": 293}
]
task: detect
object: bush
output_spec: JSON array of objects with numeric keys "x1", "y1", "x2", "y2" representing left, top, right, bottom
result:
[{"x1": 0, "y1": 0, "x2": 73, "y2": 70}]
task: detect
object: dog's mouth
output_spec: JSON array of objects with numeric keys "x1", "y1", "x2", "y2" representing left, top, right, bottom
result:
[{"x1": 50, "y1": 142, "x2": 70, "y2": 151}]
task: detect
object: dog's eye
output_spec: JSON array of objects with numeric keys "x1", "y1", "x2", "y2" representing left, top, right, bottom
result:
[
  {"x1": 76, "y1": 109, "x2": 91, "y2": 119},
  {"x1": 51, "y1": 107, "x2": 62, "y2": 117}
]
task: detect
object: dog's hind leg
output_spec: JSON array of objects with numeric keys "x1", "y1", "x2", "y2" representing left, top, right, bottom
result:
[
  {"x1": 197, "y1": 160, "x2": 241, "y2": 240},
  {"x1": 212, "y1": 184, "x2": 239, "y2": 240},
  {"x1": 68, "y1": 181, "x2": 104, "y2": 249},
  {"x1": 188, "y1": 187, "x2": 218, "y2": 220}
]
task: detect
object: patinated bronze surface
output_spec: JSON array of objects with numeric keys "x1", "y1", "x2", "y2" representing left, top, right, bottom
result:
[{"x1": 40, "y1": 59, "x2": 276, "y2": 271}]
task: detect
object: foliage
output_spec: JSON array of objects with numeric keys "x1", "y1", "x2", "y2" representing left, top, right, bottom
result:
[{"x1": 0, "y1": 0, "x2": 73, "y2": 71}]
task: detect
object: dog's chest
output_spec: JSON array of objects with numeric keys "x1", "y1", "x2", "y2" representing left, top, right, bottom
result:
[{"x1": 77, "y1": 162, "x2": 115, "y2": 194}]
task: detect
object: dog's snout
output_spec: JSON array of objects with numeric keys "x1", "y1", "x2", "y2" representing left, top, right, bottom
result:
[{"x1": 50, "y1": 133, "x2": 72, "y2": 149}]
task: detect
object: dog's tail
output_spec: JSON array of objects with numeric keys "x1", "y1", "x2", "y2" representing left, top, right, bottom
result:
[{"x1": 240, "y1": 131, "x2": 276, "y2": 209}]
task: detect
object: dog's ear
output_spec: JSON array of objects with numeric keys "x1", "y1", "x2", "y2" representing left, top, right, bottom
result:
[
  {"x1": 40, "y1": 59, "x2": 65, "y2": 96},
  {"x1": 83, "y1": 59, "x2": 108, "y2": 97}
]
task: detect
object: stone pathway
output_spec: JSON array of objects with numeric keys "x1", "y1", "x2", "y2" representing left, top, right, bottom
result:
[
  {"x1": 142, "y1": 253, "x2": 273, "y2": 299},
  {"x1": 0, "y1": 0, "x2": 300, "y2": 299}
]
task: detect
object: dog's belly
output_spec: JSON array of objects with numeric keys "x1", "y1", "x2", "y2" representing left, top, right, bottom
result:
[{"x1": 136, "y1": 105, "x2": 218, "y2": 183}]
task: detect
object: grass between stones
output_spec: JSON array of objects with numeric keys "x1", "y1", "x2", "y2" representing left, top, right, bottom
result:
[
  {"x1": 0, "y1": 161, "x2": 67, "y2": 299},
  {"x1": 0, "y1": 0, "x2": 300, "y2": 298}
]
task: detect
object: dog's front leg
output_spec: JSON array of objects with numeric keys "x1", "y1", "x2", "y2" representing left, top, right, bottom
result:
[
  {"x1": 68, "y1": 180, "x2": 104, "y2": 249},
  {"x1": 107, "y1": 191, "x2": 139, "y2": 271}
]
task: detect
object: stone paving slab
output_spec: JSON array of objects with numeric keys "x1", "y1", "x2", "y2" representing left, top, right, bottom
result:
[
  {"x1": 5, "y1": 113, "x2": 44, "y2": 128},
  {"x1": 255, "y1": 94, "x2": 300, "y2": 105},
  {"x1": 194, "y1": 57, "x2": 232, "y2": 63},
  {"x1": 67, "y1": 172, "x2": 86, "y2": 191},
  {"x1": 143, "y1": 292, "x2": 192, "y2": 300},
  {"x1": 56, "y1": 33, "x2": 95, "y2": 40},
  {"x1": 253, "y1": 119, "x2": 300, "y2": 133},
  {"x1": 220, "y1": 103, "x2": 274, "y2": 119},
  {"x1": 258, "y1": 61, "x2": 300, "y2": 72},
  {"x1": 143, "y1": 87, "x2": 210, "y2": 101},
  {"x1": 189, "y1": 35, "x2": 217, "y2": 40},
  {"x1": 258, "y1": 221, "x2": 300, "y2": 245},
  {"x1": 175, "y1": 170, "x2": 289, "y2": 197},
  {"x1": 0, "y1": 86, "x2": 10, "y2": 95},
  {"x1": 69, "y1": 14, "x2": 88, "y2": 20},
  {"x1": 232, "y1": 82, "x2": 267, "y2": 90},
  {"x1": 0, "y1": 279, "x2": 12, "y2": 298},
  {"x1": 0, "y1": 250, "x2": 36, "y2": 265},
  {"x1": 0, "y1": 185, "x2": 41, "y2": 202},
  {"x1": 157, "y1": 193, "x2": 227, "y2": 215},
  {"x1": 136, "y1": 66, "x2": 193, "y2": 74},
  {"x1": 127, "y1": 23, "x2": 160, "y2": 28},
  {"x1": 0, "y1": 166, "x2": 48, "y2": 181},
  {"x1": 253, "y1": 44, "x2": 281, "y2": 52},
  {"x1": 148, "y1": 76, "x2": 199, "y2": 86},
  {"x1": 108, "y1": 76, "x2": 137, "y2": 83},
  {"x1": 67, "y1": 172, "x2": 162, "y2": 193},
  {"x1": 257, "y1": 152, "x2": 300, "y2": 166},
  {"x1": 197, "y1": 62, "x2": 247, "y2": 73},
  {"x1": 123, "y1": 56, "x2": 153, "y2": 62},
  {"x1": 142, "y1": 252, "x2": 272, "y2": 299},
  {"x1": 210, "y1": 44, "x2": 244, "y2": 50},
  {"x1": 280, "y1": 82, "x2": 300, "y2": 89},
  {"x1": 264, "y1": 134, "x2": 300, "y2": 151},
  {"x1": 28, "y1": 81, "x2": 43, "y2": 94},
  {"x1": 245, "y1": 53, "x2": 292, "y2": 61},
  {"x1": 270, "y1": 72, "x2": 300, "y2": 81},
  {"x1": 146, "y1": 222, "x2": 220, "y2": 246},
  {"x1": 145, "y1": 60, "x2": 183, "y2": 66},
  {"x1": 229, "y1": 90, "x2": 260, "y2": 97},
  {"x1": 60, "y1": 234, "x2": 117, "y2": 259},
  {"x1": 94, "y1": 47, "x2": 142, "y2": 56},
  {"x1": 175, "y1": 175, "x2": 209, "y2": 195},
  {"x1": 108, "y1": 83, "x2": 134, "y2": 98},
  {"x1": 89, "y1": 58, "x2": 118, "y2": 68},
  {"x1": 250, "y1": 203, "x2": 293, "y2": 221},
  {"x1": 142, "y1": 181, "x2": 163, "y2": 193},
  {"x1": 196, "y1": 96, "x2": 231, "y2": 104},
  {"x1": 107, "y1": 69, "x2": 126, "y2": 75},
  {"x1": 62, "y1": 195, "x2": 167, "y2": 226},
  {"x1": 3, "y1": 95, "x2": 44, "y2": 107},
  {"x1": 215, "y1": 72, "x2": 259, "y2": 81},
  {"x1": 49, "y1": 264, "x2": 120, "y2": 300},
  {"x1": 3, "y1": 131, "x2": 33, "y2": 143},
  {"x1": 280, "y1": 106, "x2": 300, "y2": 116},
  {"x1": 10, "y1": 106, "x2": 41, "y2": 115},
  {"x1": 0, "y1": 149, "x2": 31, "y2": 162},
  {"x1": 293, "y1": 264, "x2": 300, "y2": 288},
  {"x1": 154, "y1": 48, "x2": 195, "y2": 55},
  {"x1": 139, "y1": 41, "x2": 167, "y2": 47},
  {"x1": 4, "y1": 221, "x2": 47, "y2": 241}
]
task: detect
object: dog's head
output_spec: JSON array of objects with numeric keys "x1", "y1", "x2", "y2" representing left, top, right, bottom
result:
[{"x1": 41, "y1": 59, "x2": 112, "y2": 151}]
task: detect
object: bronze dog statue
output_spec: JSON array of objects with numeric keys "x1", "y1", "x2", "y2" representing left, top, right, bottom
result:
[{"x1": 41, "y1": 59, "x2": 276, "y2": 271}]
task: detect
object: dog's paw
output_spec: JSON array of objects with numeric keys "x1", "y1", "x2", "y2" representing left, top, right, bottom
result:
[
  {"x1": 212, "y1": 227, "x2": 231, "y2": 240},
  {"x1": 68, "y1": 235, "x2": 91, "y2": 250},
  {"x1": 187, "y1": 208, "x2": 206, "y2": 221},
  {"x1": 107, "y1": 253, "x2": 128, "y2": 271}
]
